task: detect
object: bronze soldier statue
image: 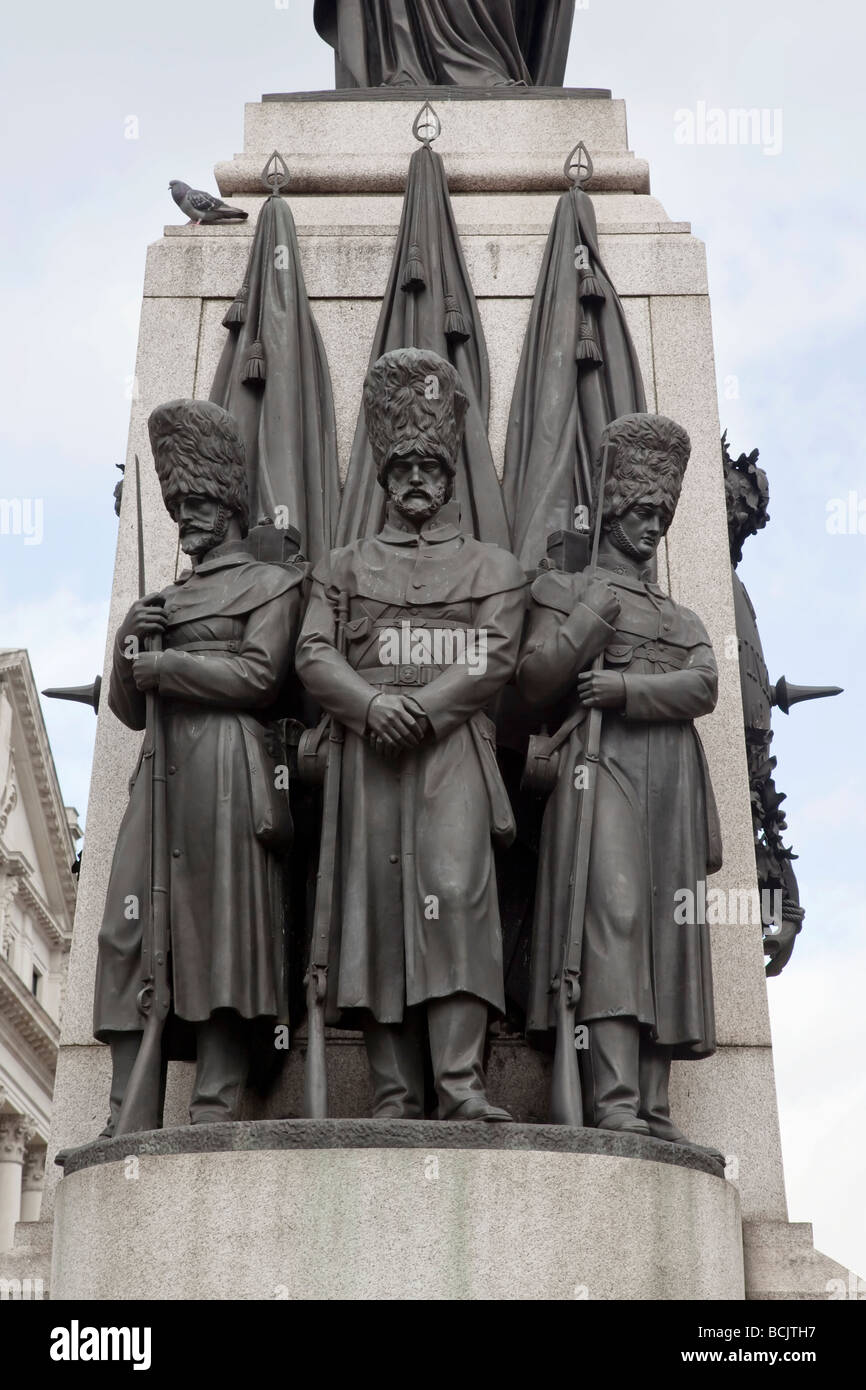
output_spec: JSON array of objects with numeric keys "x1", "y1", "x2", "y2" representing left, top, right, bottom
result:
[
  {"x1": 519, "y1": 412, "x2": 722, "y2": 1151},
  {"x1": 296, "y1": 348, "x2": 527, "y2": 1121},
  {"x1": 314, "y1": 1, "x2": 575, "y2": 89},
  {"x1": 94, "y1": 400, "x2": 304, "y2": 1134}
]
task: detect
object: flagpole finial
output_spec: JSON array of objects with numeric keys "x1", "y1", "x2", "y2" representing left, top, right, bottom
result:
[
  {"x1": 42, "y1": 678, "x2": 102, "y2": 715},
  {"x1": 564, "y1": 140, "x2": 594, "y2": 188},
  {"x1": 260, "y1": 150, "x2": 291, "y2": 195},
  {"x1": 413, "y1": 102, "x2": 441, "y2": 147}
]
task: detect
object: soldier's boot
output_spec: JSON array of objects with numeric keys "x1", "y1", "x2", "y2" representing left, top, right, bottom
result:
[
  {"x1": 190, "y1": 1009, "x2": 249, "y2": 1124},
  {"x1": 99, "y1": 1030, "x2": 147, "y2": 1138},
  {"x1": 638, "y1": 1039, "x2": 682, "y2": 1140},
  {"x1": 638, "y1": 1037, "x2": 724, "y2": 1162},
  {"x1": 427, "y1": 993, "x2": 512, "y2": 1123},
  {"x1": 586, "y1": 1018, "x2": 651, "y2": 1135},
  {"x1": 362, "y1": 1008, "x2": 426, "y2": 1119}
]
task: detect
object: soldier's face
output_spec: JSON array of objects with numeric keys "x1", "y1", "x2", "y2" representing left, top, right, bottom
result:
[
  {"x1": 386, "y1": 457, "x2": 450, "y2": 524},
  {"x1": 615, "y1": 498, "x2": 667, "y2": 560},
  {"x1": 176, "y1": 494, "x2": 228, "y2": 557}
]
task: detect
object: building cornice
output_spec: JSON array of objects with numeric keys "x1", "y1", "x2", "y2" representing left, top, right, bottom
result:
[
  {"x1": 0, "y1": 651, "x2": 77, "y2": 924},
  {"x1": 0, "y1": 843, "x2": 71, "y2": 949},
  {"x1": 0, "y1": 954, "x2": 60, "y2": 1073}
]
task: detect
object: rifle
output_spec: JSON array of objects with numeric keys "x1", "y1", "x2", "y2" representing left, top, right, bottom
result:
[
  {"x1": 550, "y1": 444, "x2": 612, "y2": 1127},
  {"x1": 302, "y1": 590, "x2": 349, "y2": 1119},
  {"x1": 114, "y1": 456, "x2": 171, "y2": 1136}
]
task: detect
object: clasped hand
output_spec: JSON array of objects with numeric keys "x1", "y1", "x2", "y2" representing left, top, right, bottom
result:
[{"x1": 366, "y1": 693, "x2": 429, "y2": 757}]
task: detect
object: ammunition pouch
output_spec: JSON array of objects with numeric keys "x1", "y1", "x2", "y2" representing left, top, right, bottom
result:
[
  {"x1": 521, "y1": 711, "x2": 585, "y2": 796},
  {"x1": 296, "y1": 717, "x2": 332, "y2": 786}
]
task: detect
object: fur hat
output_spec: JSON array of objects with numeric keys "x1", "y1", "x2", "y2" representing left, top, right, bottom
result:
[
  {"x1": 148, "y1": 399, "x2": 250, "y2": 537},
  {"x1": 364, "y1": 348, "x2": 469, "y2": 485},
  {"x1": 596, "y1": 412, "x2": 691, "y2": 533}
]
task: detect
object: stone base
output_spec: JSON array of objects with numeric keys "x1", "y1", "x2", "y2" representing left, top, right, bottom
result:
[
  {"x1": 52, "y1": 1120, "x2": 743, "y2": 1301},
  {"x1": 215, "y1": 91, "x2": 650, "y2": 194},
  {"x1": 743, "y1": 1221, "x2": 866, "y2": 1302}
]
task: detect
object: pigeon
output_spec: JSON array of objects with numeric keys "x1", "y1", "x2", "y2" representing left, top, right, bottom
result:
[{"x1": 169, "y1": 180, "x2": 249, "y2": 226}]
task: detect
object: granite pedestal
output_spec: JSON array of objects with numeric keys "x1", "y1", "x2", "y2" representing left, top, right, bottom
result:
[{"x1": 53, "y1": 1120, "x2": 743, "y2": 1301}]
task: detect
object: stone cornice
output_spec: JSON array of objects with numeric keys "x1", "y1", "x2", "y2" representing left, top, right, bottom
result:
[
  {"x1": 0, "y1": 844, "x2": 71, "y2": 949},
  {"x1": 0, "y1": 955, "x2": 59, "y2": 1072},
  {"x1": 0, "y1": 651, "x2": 77, "y2": 925}
]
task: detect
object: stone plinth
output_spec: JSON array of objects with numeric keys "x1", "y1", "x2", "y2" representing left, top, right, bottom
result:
[
  {"x1": 52, "y1": 1121, "x2": 743, "y2": 1301},
  {"x1": 215, "y1": 91, "x2": 649, "y2": 195},
  {"x1": 743, "y1": 1221, "x2": 866, "y2": 1302}
]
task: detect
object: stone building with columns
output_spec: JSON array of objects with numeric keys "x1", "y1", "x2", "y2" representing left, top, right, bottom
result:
[{"x1": 0, "y1": 649, "x2": 78, "y2": 1256}]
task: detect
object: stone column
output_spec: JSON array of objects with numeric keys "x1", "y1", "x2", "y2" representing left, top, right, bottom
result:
[
  {"x1": 20, "y1": 1146, "x2": 47, "y2": 1224},
  {"x1": 0, "y1": 1114, "x2": 34, "y2": 1251}
]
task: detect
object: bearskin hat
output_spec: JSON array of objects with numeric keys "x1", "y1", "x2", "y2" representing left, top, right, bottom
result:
[
  {"x1": 596, "y1": 412, "x2": 691, "y2": 534},
  {"x1": 364, "y1": 347, "x2": 469, "y2": 485},
  {"x1": 148, "y1": 399, "x2": 250, "y2": 537}
]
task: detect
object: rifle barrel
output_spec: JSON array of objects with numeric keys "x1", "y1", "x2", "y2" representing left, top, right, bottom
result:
[{"x1": 114, "y1": 633, "x2": 171, "y2": 1137}]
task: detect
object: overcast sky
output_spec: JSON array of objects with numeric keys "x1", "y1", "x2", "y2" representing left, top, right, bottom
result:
[{"x1": 1, "y1": 0, "x2": 864, "y2": 1283}]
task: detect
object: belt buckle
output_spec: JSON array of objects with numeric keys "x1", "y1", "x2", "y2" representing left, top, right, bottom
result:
[{"x1": 399, "y1": 665, "x2": 419, "y2": 685}]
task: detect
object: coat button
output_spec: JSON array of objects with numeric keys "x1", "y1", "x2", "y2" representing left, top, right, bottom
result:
[
  {"x1": 172, "y1": 849, "x2": 181, "y2": 859},
  {"x1": 168, "y1": 765, "x2": 177, "y2": 775},
  {"x1": 390, "y1": 854, "x2": 399, "y2": 864}
]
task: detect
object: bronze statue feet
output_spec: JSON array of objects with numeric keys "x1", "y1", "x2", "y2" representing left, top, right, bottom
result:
[
  {"x1": 444, "y1": 1098, "x2": 513, "y2": 1123},
  {"x1": 596, "y1": 1112, "x2": 652, "y2": 1136}
]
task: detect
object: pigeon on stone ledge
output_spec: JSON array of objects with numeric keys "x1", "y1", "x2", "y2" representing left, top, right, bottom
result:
[{"x1": 169, "y1": 181, "x2": 249, "y2": 226}]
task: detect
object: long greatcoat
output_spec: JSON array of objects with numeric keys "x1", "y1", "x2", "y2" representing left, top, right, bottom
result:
[
  {"x1": 295, "y1": 500, "x2": 527, "y2": 1023},
  {"x1": 518, "y1": 565, "x2": 722, "y2": 1058},
  {"x1": 93, "y1": 540, "x2": 303, "y2": 1047}
]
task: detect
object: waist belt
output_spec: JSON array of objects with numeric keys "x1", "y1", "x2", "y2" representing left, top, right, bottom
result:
[
  {"x1": 369, "y1": 617, "x2": 473, "y2": 631},
  {"x1": 168, "y1": 640, "x2": 241, "y2": 653},
  {"x1": 359, "y1": 664, "x2": 445, "y2": 687},
  {"x1": 629, "y1": 641, "x2": 686, "y2": 668}
]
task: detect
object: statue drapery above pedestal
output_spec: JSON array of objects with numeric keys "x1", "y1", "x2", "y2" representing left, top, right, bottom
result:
[{"x1": 314, "y1": 0, "x2": 575, "y2": 89}]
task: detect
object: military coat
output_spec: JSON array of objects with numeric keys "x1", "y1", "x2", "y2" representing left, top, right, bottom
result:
[
  {"x1": 93, "y1": 540, "x2": 303, "y2": 1044},
  {"x1": 296, "y1": 501, "x2": 527, "y2": 1023},
  {"x1": 518, "y1": 564, "x2": 722, "y2": 1057}
]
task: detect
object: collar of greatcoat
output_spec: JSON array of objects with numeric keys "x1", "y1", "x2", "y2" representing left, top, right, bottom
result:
[
  {"x1": 163, "y1": 539, "x2": 304, "y2": 628},
  {"x1": 312, "y1": 499, "x2": 527, "y2": 606},
  {"x1": 377, "y1": 498, "x2": 464, "y2": 546}
]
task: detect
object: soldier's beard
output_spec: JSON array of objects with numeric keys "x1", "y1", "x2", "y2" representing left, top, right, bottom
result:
[
  {"x1": 179, "y1": 504, "x2": 230, "y2": 557},
  {"x1": 388, "y1": 478, "x2": 450, "y2": 525},
  {"x1": 609, "y1": 517, "x2": 656, "y2": 562}
]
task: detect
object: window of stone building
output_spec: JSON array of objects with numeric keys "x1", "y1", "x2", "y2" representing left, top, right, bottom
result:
[{"x1": 31, "y1": 965, "x2": 41, "y2": 999}]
